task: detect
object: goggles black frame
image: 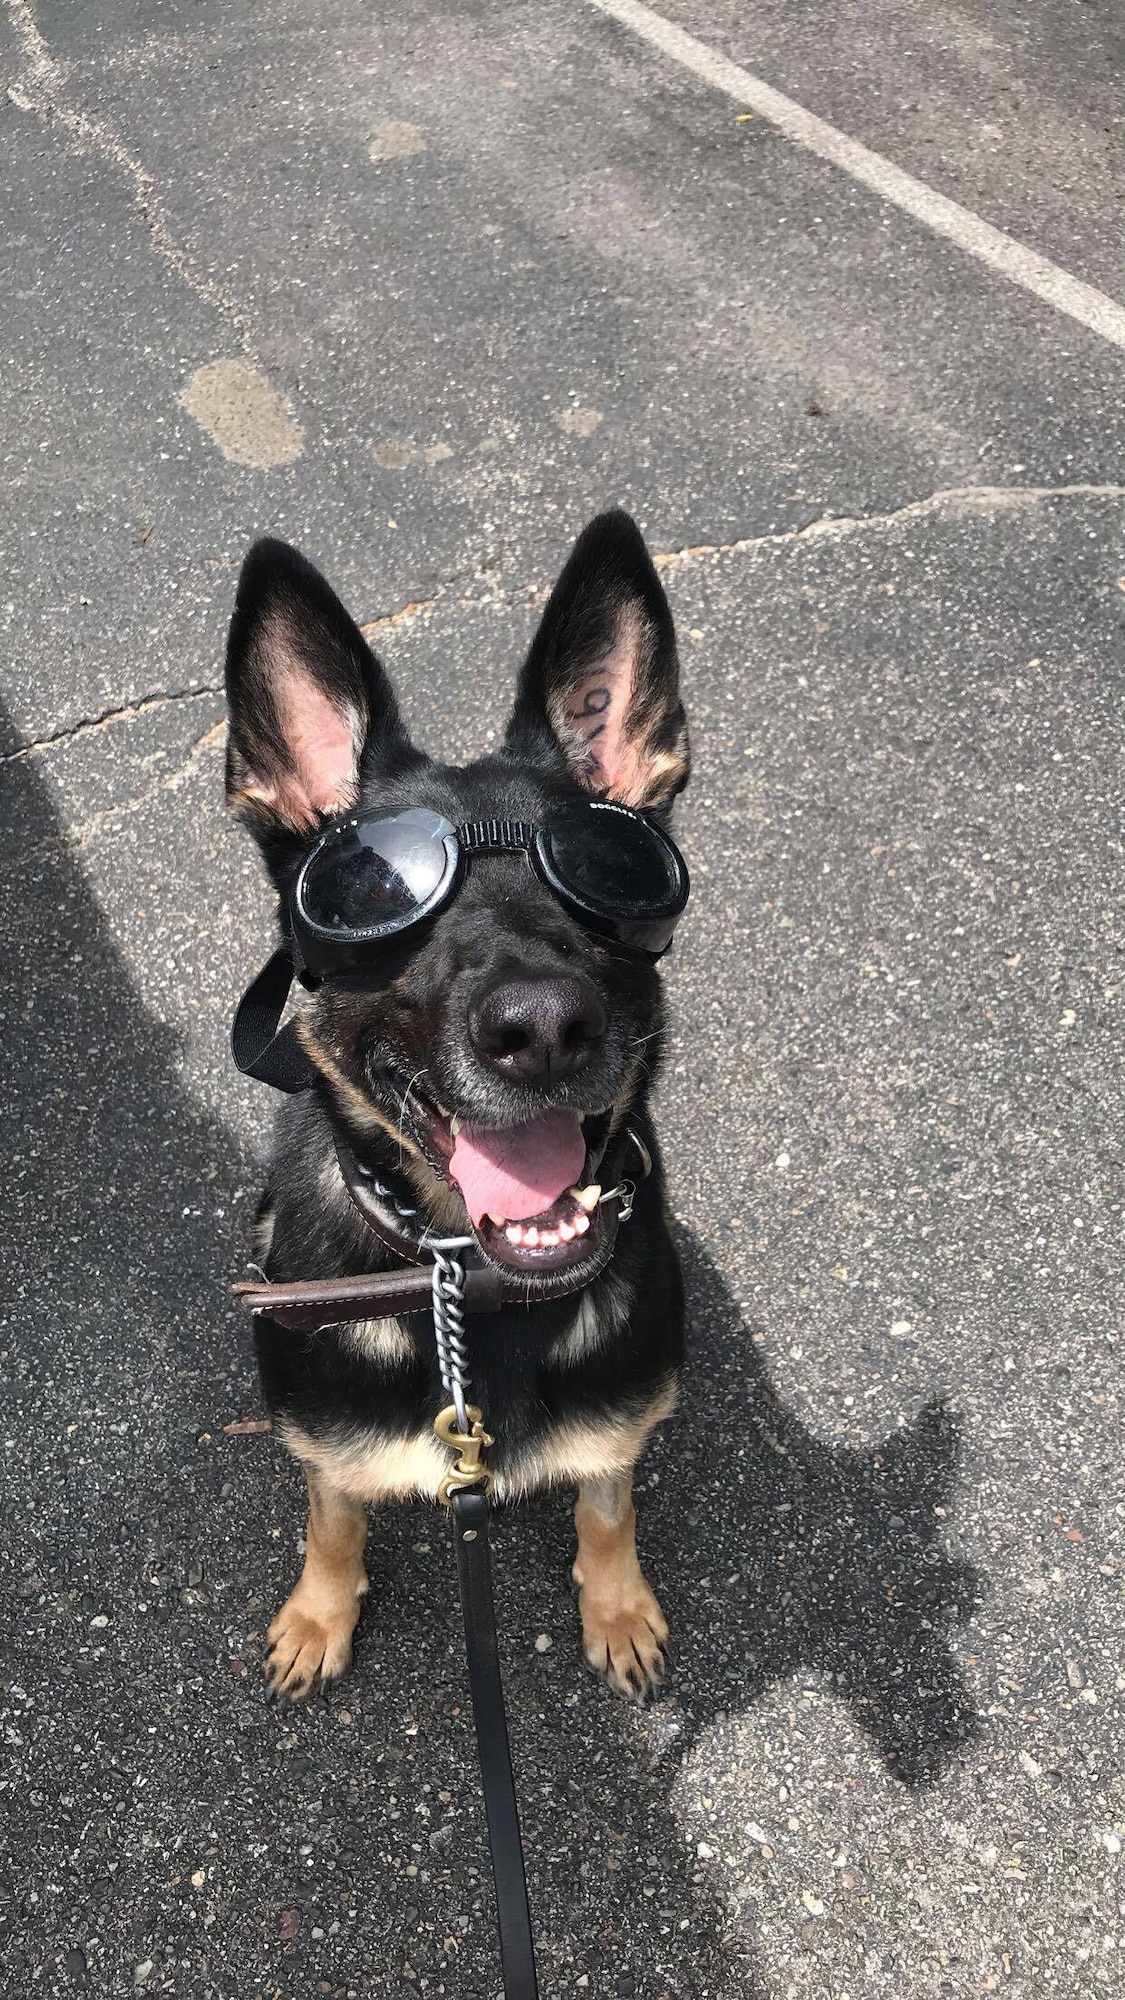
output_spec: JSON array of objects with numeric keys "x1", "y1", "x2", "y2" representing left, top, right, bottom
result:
[{"x1": 290, "y1": 798, "x2": 690, "y2": 981}]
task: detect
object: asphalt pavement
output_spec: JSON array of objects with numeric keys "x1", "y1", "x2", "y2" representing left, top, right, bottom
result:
[{"x1": 1, "y1": 2, "x2": 1122, "y2": 1997}]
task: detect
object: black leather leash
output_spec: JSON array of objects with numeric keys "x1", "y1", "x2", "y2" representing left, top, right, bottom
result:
[{"x1": 451, "y1": 1488, "x2": 540, "y2": 1998}]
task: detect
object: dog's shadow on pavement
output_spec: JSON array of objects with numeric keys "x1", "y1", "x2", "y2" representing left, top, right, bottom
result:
[
  {"x1": 452, "y1": 1225, "x2": 984, "y2": 1996},
  {"x1": 654, "y1": 1228, "x2": 982, "y2": 1789}
]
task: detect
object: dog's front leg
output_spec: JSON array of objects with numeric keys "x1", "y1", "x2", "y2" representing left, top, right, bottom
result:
[
  {"x1": 266, "y1": 1470, "x2": 369, "y2": 1698},
  {"x1": 572, "y1": 1472, "x2": 667, "y2": 1700}
]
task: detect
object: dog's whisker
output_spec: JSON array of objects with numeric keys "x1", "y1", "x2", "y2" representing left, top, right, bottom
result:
[
  {"x1": 396, "y1": 1068, "x2": 428, "y2": 1131},
  {"x1": 389, "y1": 1068, "x2": 430, "y2": 1166}
]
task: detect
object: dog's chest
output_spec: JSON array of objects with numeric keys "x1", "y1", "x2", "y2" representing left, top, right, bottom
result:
[
  {"x1": 278, "y1": 1294, "x2": 674, "y2": 1502},
  {"x1": 280, "y1": 1385, "x2": 674, "y2": 1504}
]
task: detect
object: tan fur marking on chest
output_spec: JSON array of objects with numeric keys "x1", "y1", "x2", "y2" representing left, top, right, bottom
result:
[
  {"x1": 343, "y1": 1317, "x2": 416, "y2": 1366},
  {"x1": 552, "y1": 1272, "x2": 630, "y2": 1365},
  {"x1": 511, "y1": 1382, "x2": 678, "y2": 1499},
  {"x1": 280, "y1": 1419, "x2": 450, "y2": 1502},
  {"x1": 279, "y1": 1380, "x2": 677, "y2": 1505}
]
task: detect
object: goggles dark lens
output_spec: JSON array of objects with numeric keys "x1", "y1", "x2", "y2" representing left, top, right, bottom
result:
[
  {"x1": 297, "y1": 807, "x2": 457, "y2": 955},
  {"x1": 536, "y1": 799, "x2": 689, "y2": 957}
]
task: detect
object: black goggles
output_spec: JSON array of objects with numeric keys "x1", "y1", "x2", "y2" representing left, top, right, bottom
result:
[{"x1": 290, "y1": 798, "x2": 690, "y2": 980}]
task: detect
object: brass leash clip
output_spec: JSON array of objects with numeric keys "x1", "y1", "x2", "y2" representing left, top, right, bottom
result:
[{"x1": 434, "y1": 1403, "x2": 495, "y2": 1507}]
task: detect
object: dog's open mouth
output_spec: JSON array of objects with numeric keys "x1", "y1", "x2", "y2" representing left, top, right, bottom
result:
[{"x1": 406, "y1": 1092, "x2": 614, "y2": 1274}]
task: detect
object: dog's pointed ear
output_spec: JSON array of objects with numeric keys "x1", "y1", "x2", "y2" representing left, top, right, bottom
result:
[
  {"x1": 224, "y1": 539, "x2": 415, "y2": 860},
  {"x1": 504, "y1": 509, "x2": 690, "y2": 811}
]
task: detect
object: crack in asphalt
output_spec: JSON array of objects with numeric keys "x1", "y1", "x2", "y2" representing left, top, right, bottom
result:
[
  {"x1": 2, "y1": 683, "x2": 224, "y2": 764},
  {"x1": 8, "y1": 481, "x2": 1120, "y2": 774},
  {"x1": 359, "y1": 593, "x2": 447, "y2": 639},
  {"x1": 650, "y1": 482, "x2": 1125, "y2": 572},
  {"x1": 4, "y1": 0, "x2": 253, "y2": 346}
]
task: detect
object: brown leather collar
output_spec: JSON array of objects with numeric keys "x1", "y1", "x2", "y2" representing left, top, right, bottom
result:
[
  {"x1": 231, "y1": 1123, "x2": 649, "y2": 1332},
  {"x1": 231, "y1": 1259, "x2": 508, "y2": 1332}
]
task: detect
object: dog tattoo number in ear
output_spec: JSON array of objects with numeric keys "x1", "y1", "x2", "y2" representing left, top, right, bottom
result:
[{"x1": 568, "y1": 677, "x2": 613, "y2": 784}]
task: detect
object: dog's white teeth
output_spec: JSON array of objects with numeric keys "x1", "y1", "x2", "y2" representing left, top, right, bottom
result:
[
  {"x1": 486, "y1": 1211, "x2": 508, "y2": 1226},
  {"x1": 501, "y1": 1214, "x2": 582, "y2": 1251},
  {"x1": 570, "y1": 1184, "x2": 601, "y2": 1212},
  {"x1": 450, "y1": 1115, "x2": 462, "y2": 1138}
]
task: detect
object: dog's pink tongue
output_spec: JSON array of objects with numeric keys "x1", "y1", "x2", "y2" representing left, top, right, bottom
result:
[{"x1": 449, "y1": 1110, "x2": 586, "y2": 1225}]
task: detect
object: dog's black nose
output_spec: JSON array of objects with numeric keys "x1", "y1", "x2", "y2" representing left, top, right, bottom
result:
[{"x1": 469, "y1": 976, "x2": 608, "y2": 1084}]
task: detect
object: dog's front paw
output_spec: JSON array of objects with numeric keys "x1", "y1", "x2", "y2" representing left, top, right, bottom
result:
[
  {"x1": 576, "y1": 1579, "x2": 668, "y2": 1701},
  {"x1": 266, "y1": 1588, "x2": 361, "y2": 1699}
]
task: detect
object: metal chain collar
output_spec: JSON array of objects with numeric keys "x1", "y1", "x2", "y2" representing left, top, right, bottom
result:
[{"x1": 428, "y1": 1238, "x2": 495, "y2": 1506}]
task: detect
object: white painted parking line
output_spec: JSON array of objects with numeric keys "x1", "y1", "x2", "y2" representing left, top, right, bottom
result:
[{"x1": 587, "y1": 0, "x2": 1125, "y2": 352}]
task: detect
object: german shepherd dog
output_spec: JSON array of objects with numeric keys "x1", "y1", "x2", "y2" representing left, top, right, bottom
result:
[{"x1": 224, "y1": 510, "x2": 691, "y2": 1701}]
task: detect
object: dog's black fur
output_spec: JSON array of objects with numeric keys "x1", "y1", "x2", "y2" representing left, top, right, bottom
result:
[{"x1": 225, "y1": 509, "x2": 692, "y2": 1698}]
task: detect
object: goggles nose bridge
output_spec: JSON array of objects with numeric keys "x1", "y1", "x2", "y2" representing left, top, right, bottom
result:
[{"x1": 457, "y1": 817, "x2": 538, "y2": 857}]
